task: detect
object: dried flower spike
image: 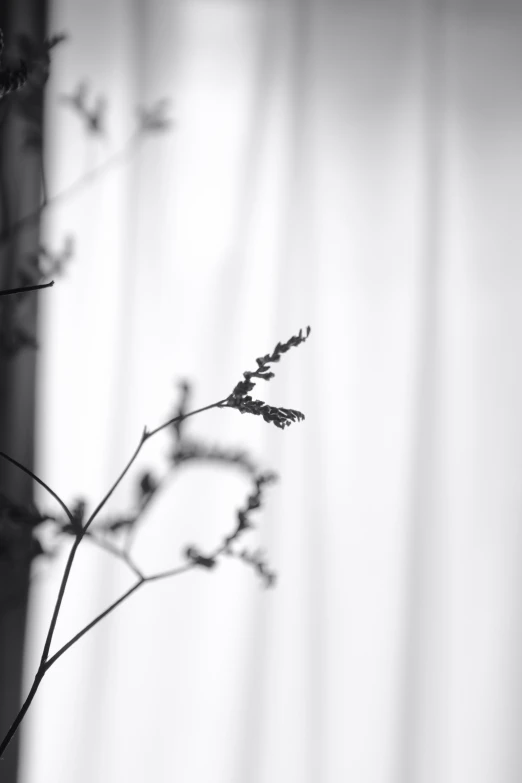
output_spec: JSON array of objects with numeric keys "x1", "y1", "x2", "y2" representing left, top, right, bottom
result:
[{"x1": 218, "y1": 326, "x2": 311, "y2": 429}]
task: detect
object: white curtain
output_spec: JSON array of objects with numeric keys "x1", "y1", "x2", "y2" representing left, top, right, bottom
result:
[{"x1": 17, "y1": 1, "x2": 522, "y2": 781}]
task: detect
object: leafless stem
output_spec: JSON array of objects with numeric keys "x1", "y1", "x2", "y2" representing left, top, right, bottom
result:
[
  {"x1": 0, "y1": 134, "x2": 141, "y2": 248},
  {"x1": 0, "y1": 668, "x2": 45, "y2": 759},
  {"x1": 45, "y1": 537, "x2": 233, "y2": 670},
  {"x1": 44, "y1": 579, "x2": 144, "y2": 670},
  {"x1": 0, "y1": 324, "x2": 310, "y2": 758},
  {"x1": 0, "y1": 280, "x2": 54, "y2": 297},
  {"x1": 0, "y1": 396, "x2": 227, "y2": 759},
  {"x1": 146, "y1": 399, "x2": 229, "y2": 440},
  {"x1": 40, "y1": 156, "x2": 48, "y2": 207},
  {"x1": 0, "y1": 450, "x2": 73, "y2": 523},
  {"x1": 83, "y1": 530, "x2": 144, "y2": 579}
]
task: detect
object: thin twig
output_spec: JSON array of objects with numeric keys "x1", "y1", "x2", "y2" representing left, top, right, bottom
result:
[
  {"x1": 146, "y1": 399, "x2": 229, "y2": 440},
  {"x1": 83, "y1": 531, "x2": 144, "y2": 579},
  {"x1": 0, "y1": 669, "x2": 45, "y2": 759},
  {"x1": 0, "y1": 450, "x2": 73, "y2": 522},
  {"x1": 44, "y1": 579, "x2": 144, "y2": 670},
  {"x1": 147, "y1": 540, "x2": 229, "y2": 585},
  {"x1": 41, "y1": 401, "x2": 227, "y2": 665},
  {"x1": 0, "y1": 280, "x2": 54, "y2": 297},
  {"x1": 0, "y1": 324, "x2": 310, "y2": 758},
  {"x1": 82, "y1": 426, "x2": 149, "y2": 535},
  {"x1": 45, "y1": 531, "x2": 236, "y2": 669},
  {"x1": 0, "y1": 133, "x2": 141, "y2": 247},
  {"x1": 0, "y1": 397, "x2": 227, "y2": 759},
  {"x1": 84, "y1": 399, "x2": 228, "y2": 536},
  {"x1": 40, "y1": 156, "x2": 48, "y2": 207},
  {"x1": 39, "y1": 534, "x2": 83, "y2": 664}
]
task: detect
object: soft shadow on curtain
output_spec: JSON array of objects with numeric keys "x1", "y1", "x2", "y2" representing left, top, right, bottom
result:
[{"x1": 17, "y1": 1, "x2": 522, "y2": 782}]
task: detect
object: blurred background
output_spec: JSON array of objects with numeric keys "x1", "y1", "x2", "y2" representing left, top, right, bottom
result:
[{"x1": 1, "y1": 0, "x2": 522, "y2": 781}]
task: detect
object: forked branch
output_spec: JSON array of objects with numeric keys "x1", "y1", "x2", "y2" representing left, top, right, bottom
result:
[{"x1": 0, "y1": 326, "x2": 311, "y2": 759}]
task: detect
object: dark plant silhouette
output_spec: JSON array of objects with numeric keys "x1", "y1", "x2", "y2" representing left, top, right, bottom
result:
[
  {"x1": 0, "y1": 326, "x2": 310, "y2": 758},
  {"x1": 0, "y1": 24, "x2": 311, "y2": 765}
]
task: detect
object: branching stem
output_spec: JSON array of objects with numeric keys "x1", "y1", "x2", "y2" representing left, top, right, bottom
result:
[
  {"x1": 0, "y1": 396, "x2": 228, "y2": 759},
  {"x1": 0, "y1": 325, "x2": 308, "y2": 758}
]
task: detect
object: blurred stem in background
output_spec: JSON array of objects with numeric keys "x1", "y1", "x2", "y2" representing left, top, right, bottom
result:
[{"x1": 0, "y1": 1, "x2": 48, "y2": 782}]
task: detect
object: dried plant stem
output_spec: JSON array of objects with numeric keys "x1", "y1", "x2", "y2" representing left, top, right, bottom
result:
[
  {"x1": 39, "y1": 534, "x2": 81, "y2": 663},
  {"x1": 0, "y1": 280, "x2": 54, "y2": 297},
  {"x1": 0, "y1": 670, "x2": 45, "y2": 762},
  {"x1": 45, "y1": 537, "x2": 232, "y2": 673},
  {"x1": 0, "y1": 396, "x2": 228, "y2": 760},
  {"x1": 44, "y1": 580, "x2": 144, "y2": 669},
  {"x1": 83, "y1": 531, "x2": 144, "y2": 579},
  {"x1": 40, "y1": 157, "x2": 48, "y2": 207},
  {"x1": 0, "y1": 133, "x2": 141, "y2": 247},
  {"x1": 0, "y1": 325, "x2": 310, "y2": 758},
  {"x1": 0, "y1": 449, "x2": 73, "y2": 523},
  {"x1": 84, "y1": 399, "x2": 228, "y2": 536}
]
